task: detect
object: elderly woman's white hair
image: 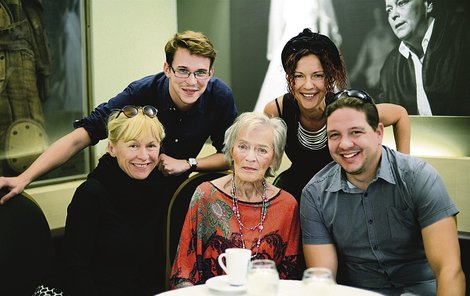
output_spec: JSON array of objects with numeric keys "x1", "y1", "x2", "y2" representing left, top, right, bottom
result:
[{"x1": 222, "y1": 112, "x2": 287, "y2": 177}]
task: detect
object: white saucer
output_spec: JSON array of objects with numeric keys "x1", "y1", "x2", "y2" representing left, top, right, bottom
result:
[{"x1": 205, "y1": 275, "x2": 246, "y2": 294}]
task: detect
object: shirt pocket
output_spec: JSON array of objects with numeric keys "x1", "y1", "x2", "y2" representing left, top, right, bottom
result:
[{"x1": 387, "y1": 206, "x2": 420, "y2": 241}]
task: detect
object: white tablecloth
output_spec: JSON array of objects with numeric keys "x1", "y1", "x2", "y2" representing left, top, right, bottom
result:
[{"x1": 157, "y1": 279, "x2": 382, "y2": 295}]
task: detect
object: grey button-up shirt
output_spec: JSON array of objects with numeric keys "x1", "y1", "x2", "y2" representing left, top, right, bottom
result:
[{"x1": 300, "y1": 146, "x2": 458, "y2": 289}]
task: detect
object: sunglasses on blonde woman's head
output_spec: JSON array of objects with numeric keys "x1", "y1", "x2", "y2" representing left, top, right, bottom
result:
[
  {"x1": 326, "y1": 89, "x2": 374, "y2": 105},
  {"x1": 115, "y1": 105, "x2": 158, "y2": 119}
]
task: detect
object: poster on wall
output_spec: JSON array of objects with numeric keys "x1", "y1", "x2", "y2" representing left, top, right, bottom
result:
[{"x1": 0, "y1": 0, "x2": 90, "y2": 181}]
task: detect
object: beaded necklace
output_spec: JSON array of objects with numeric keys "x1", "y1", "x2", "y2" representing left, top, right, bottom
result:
[
  {"x1": 297, "y1": 122, "x2": 327, "y2": 150},
  {"x1": 231, "y1": 175, "x2": 268, "y2": 258}
]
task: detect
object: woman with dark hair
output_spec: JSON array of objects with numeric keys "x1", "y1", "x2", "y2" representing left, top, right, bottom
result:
[{"x1": 264, "y1": 28, "x2": 410, "y2": 201}]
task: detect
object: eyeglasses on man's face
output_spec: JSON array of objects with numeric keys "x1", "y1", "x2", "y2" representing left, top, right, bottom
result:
[
  {"x1": 170, "y1": 66, "x2": 210, "y2": 80},
  {"x1": 115, "y1": 105, "x2": 158, "y2": 119},
  {"x1": 327, "y1": 89, "x2": 374, "y2": 105}
]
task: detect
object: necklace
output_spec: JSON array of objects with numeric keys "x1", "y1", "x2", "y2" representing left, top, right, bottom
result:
[
  {"x1": 297, "y1": 122, "x2": 327, "y2": 150},
  {"x1": 231, "y1": 174, "x2": 268, "y2": 258}
]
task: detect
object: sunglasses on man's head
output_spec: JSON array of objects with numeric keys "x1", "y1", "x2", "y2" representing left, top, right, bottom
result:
[
  {"x1": 327, "y1": 89, "x2": 374, "y2": 105},
  {"x1": 115, "y1": 105, "x2": 158, "y2": 119}
]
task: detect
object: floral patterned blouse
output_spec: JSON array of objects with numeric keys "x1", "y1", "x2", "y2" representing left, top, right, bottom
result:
[{"x1": 169, "y1": 181, "x2": 301, "y2": 289}]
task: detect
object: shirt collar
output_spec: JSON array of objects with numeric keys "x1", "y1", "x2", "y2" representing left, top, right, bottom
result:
[
  {"x1": 398, "y1": 19, "x2": 435, "y2": 59},
  {"x1": 328, "y1": 146, "x2": 396, "y2": 192},
  {"x1": 422, "y1": 19, "x2": 435, "y2": 53},
  {"x1": 375, "y1": 147, "x2": 396, "y2": 185}
]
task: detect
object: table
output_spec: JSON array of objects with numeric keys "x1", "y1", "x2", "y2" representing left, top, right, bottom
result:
[{"x1": 156, "y1": 279, "x2": 382, "y2": 295}]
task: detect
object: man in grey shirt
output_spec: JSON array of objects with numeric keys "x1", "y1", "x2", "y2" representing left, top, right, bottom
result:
[{"x1": 300, "y1": 89, "x2": 465, "y2": 295}]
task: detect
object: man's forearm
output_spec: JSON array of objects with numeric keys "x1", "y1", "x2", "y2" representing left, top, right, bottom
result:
[
  {"x1": 21, "y1": 128, "x2": 91, "y2": 184},
  {"x1": 436, "y1": 269, "x2": 466, "y2": 296}
]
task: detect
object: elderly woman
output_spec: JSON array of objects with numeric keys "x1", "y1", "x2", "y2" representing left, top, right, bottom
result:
[
  {"x1": 64, "y1": 105, "x2": 166, "y2": 295},
  {"x1": 169, "y1": 112, "x2": 300, "y2": 288}
]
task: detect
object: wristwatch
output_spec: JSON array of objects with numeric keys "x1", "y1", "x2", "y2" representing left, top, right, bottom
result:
[{"x1": 187, "y1": 158, "x2": 198, "y2": 171}]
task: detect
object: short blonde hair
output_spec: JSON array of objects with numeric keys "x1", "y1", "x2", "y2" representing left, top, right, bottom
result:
[
  {"x1": 223, "y1": 112, "x2": 287, "y2": 177},
  {"x1": 107, "y1": 109, "x2": 165, "y2": 144}
]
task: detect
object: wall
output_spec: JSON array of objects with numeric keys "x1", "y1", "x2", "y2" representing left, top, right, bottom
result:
[
  {"x1": 26, "y1": 0, "x2": 177, "y2": 235},
  {"x1": 176, "y1": 0, "x2": 232, "y2": 94},
  {"x1": 91, "y1": 0, "x2": 177, "y2": 159}
]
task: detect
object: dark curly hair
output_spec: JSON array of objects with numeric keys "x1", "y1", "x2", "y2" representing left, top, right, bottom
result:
[{"x1": 281, "y1": 28, "x2": 347, "y2": 95}]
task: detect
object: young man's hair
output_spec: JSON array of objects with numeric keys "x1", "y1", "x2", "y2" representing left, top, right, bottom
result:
[
  {"x1": 326, "y1": 97, "x2": 380, "y2": 130},
  {"x1": 165, "y1": 30, "x2": 217, "y2": 68}
]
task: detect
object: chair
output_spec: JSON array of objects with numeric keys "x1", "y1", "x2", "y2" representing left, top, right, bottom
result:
[
  {"x1": 272, "y1": 170, "x2": 288, "y2": 187},
  {"x1": 0, "y1": 192, "x2": 54, "y2": 296},
  {"x1": 165, "y1": 171, "x2": 229, "y2": 289}
]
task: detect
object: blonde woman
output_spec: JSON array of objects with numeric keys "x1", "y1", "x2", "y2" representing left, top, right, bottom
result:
[{"x1": 64, "y1": 105, "x2": 166, "y2": 295}]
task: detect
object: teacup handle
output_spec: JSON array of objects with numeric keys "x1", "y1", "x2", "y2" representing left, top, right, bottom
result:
[{"x1": 218, "y1": 253, "x2": 228, "y2": 274}]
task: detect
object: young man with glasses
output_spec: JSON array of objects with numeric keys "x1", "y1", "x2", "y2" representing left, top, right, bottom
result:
[
  {"x1": 300, "y1": 92, "x2": 465, "y2": 295},
  {"x1": 0, "y1": 30, "x2": 237, "y2": 205}
]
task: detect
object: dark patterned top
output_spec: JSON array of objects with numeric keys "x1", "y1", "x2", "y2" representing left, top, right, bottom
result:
[{"x1": 169, "y1": 181, "x2": 301, "y2": 289}]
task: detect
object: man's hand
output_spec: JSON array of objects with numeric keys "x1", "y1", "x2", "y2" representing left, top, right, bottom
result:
[
  {"x1": 158, "y1": 154, "x2": 191, "y2": 176},
  {"x1": 0, "y1": 176, "x2": 28, "y2": 205}
]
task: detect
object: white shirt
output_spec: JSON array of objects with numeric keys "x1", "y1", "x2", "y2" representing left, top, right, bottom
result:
[{"x1": 398, "y1": 19, "x2": 435, "y2": 115}]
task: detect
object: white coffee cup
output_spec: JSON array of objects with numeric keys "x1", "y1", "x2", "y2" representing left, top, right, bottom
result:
[{"x1": 217, "y1": 248, "x2": 252, "y2": 286}]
